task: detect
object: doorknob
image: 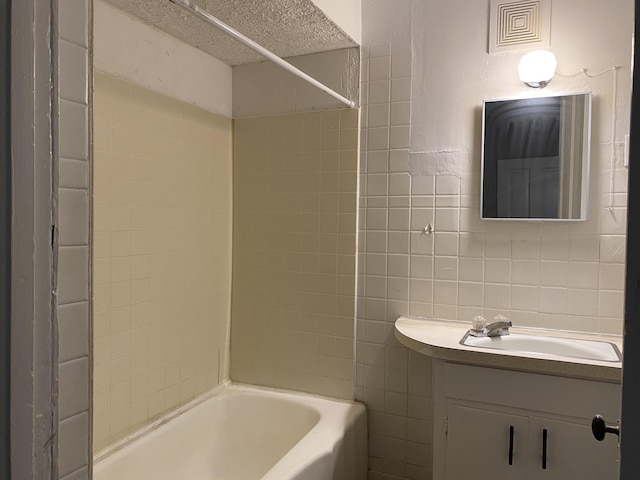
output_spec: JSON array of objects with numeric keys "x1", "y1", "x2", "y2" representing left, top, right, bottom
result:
[{"x1": 591, "y1": 415, "x2": 620, "y2": 441}]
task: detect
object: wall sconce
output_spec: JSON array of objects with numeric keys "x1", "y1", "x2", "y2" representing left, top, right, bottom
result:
[{"x1": 518, "y1": 50, "x2": 557, "y2": 88}]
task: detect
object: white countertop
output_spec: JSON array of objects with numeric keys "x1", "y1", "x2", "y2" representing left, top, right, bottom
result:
[{"x1": 394, "y1": 316, "x2": 623, "y2": 383}]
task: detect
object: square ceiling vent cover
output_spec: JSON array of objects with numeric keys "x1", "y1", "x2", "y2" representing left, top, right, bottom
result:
[{"x1": 489, "y1": 0, "x2": 551, "y2": 54}]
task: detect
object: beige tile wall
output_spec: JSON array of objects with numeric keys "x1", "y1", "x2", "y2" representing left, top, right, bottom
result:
[
  {"x1": 231, "y1": 110, "x2": 359, "y2": 399},
  {"x1": 92, "y1": 73, "x2": 233, "y2": 450}
]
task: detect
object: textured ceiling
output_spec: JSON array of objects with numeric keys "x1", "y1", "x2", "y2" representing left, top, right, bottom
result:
[{"x1": 101, "y1": 0, "x2": 358, "y2": 66}]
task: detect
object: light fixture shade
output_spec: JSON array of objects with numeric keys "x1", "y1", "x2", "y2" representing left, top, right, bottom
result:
[{"x1": 518, "y1": 50, "x2": 557, "y2": 88}]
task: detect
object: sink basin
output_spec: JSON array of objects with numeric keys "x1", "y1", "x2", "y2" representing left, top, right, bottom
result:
[{"x1": 461, "y1": 332, "x2": 622, "y2": 362}]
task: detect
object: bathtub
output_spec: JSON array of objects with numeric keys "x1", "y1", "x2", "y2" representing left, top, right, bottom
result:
[{"x1": 93, "y1": 383, "x2": 367, "y2": 480}]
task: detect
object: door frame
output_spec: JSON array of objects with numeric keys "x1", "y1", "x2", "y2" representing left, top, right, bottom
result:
[
  {"x1": 620, "y1": 2, "x2": 640, "y2": 478},
  {"x1": 0, "y1": 0, "x2": 11, "y2": 477},
  {"x1": 5, "y1": 1, "x2": 640, "y2": 480},
  {"x1": 10, "y1": 0, "x2": 57, "y2": 479}
]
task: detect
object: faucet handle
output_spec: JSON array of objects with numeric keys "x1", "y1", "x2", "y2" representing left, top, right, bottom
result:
[
  {"x1": 493, "y1": 314, "x2": 509, "y2": 323},
  {"x1": 472, "y1": 316, "x2": 486, "y2": 331}
]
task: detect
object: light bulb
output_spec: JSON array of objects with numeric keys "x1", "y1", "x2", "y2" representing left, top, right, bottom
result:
[{"x1": 518, "y1": 50, "x2": 557, "y2": 88}]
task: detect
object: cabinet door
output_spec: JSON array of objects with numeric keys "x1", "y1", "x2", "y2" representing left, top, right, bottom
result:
[
  {"x1": 528, "y1": 417, "x2": 619, "y2": 480},
  {"x1": 446, "y1": 404, "x2": 530, "y2": 480}
]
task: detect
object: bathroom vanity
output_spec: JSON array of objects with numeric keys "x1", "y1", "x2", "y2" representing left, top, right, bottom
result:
[{"x1": 394, "y1": 317, "x2": 622, "y2": 480}]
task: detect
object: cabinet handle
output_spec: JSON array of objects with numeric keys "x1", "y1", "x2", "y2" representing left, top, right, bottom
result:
[
  {"x1": 592, "y1": 415, "x2": 620, "y2": 441},
  {"x1": 542, "y1": 429, "x2": 548, "y2": 470},
  {"x1": 508, "y1": 426, "x2": 514, "y2": 465}
]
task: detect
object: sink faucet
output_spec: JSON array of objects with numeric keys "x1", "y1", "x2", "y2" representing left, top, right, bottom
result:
[
  {"x1": 483, "y1": 320, "x2": 512, "y2": 337},
  {"x1": 470, "y1": 316, "x2": 512, "y2": 337}
]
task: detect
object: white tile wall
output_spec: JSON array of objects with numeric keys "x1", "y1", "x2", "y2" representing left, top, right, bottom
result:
[
  {"x1": 57, "y1": 1, "x2": 91, "y2": 477},
  {"x1": 57, "y1": 1, "x2": 91, "y2": 478},
  {"x1": 357, "y1": 4, "x2": 628, "y2": 479},
  {"x1": 58, "y1": 412, "x2": 90, "y2": 478},
  {"x1": 358, "y1": 37, "x2": 436, "y2": 480}
]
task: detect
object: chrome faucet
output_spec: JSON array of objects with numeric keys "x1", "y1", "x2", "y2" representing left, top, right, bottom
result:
[
  {"x1": 483, "y1": 320, "x2": 512, "y2": 337},
  {"x1": 469, "y1": 316, "x2": 512, "y2": 337}
]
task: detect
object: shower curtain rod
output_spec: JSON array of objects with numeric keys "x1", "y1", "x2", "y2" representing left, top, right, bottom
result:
[{"x1": 169, "y1": 0, "x2": 356, "y2": 108}]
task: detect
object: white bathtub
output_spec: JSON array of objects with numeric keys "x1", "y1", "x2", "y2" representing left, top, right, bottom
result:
[{"x1": 93, "y1": 383, "x2": 367, "y2": 480}]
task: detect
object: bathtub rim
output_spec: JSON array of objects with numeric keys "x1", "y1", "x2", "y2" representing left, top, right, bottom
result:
[{"x1": 93, "y1": 381, "x2": 364, "y2": 465}]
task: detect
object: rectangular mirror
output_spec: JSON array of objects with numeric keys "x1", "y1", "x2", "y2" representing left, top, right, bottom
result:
[{"x1": 481, "y1": 92, "x2": 592, "y2": 221}]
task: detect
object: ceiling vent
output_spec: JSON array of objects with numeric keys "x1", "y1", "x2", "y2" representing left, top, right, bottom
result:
[{"x1": 489, "y1": 0, "x2": 551, "y2": 54}]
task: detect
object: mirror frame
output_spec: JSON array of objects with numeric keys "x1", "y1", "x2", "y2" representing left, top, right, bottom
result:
[{"x1": 480, "y1": 91, "x2": 592, "y2": 222}]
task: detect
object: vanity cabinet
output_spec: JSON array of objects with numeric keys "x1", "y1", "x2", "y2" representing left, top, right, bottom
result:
[
  {"x1": 446, "y1": 405, "x2": 529, "y2": 479},
  {"x1": 434, "y1": 361, "x2": 620, "y2": 480}
]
